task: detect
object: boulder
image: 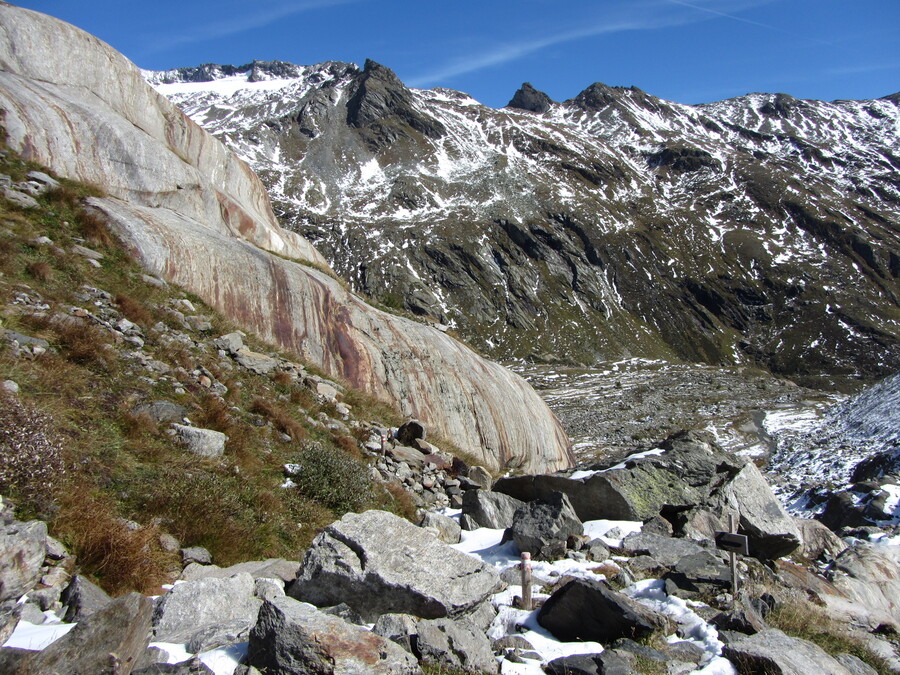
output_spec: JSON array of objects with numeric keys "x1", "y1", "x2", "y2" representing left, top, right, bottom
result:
[
  {"x1": 460, "y1": 489, "x2": 525, "y2": 530},
  {"x1": 662, "y1": 551, "x2": 732, "y2": 599},
  {"x1": 180, "y1": 546, "x2": 212, "y2": 566},
  {"x1": 61, "y1": 574, "x2": 113, "y2": 623},
  {"x1": 616, "y1": 532, "x2": 709, "y2": 567},
  {"x1": 288, "y1": 510, "x2": 502, "y2": 621},
  {"x1": 186, "y1": 619, "x2": 253, "y2": 653},
  {"x1": 795, "y1": 517, "x2": 847, "y2": 560},
  {"x1": 396, "y1": 419, "x2": 426, "y2": 445},
  {"x1": 374, "y1": 614, "x2": 498, "y2": 674},
  {"x1": 133, "y1": 658, "x2": 215, "y2": 674},
  {"x1": 723, "y1": 628, "x2": 855, "y2": 674},
  {"x1": 246, "y1": 595, "x2": 420, "y2": 674},
  {"x1": 24, "y1": 592, "x2": 153, "y2": 675},
  {"x1": 0, "y1": 520, "x2": 47, "y2": 602},
  {"x1": 213, "y1": 332, "x2": 244, "y2": 354},
  {"x1": 132, "y1": 401, "x2": 188, "y2": 424},
  {"x1": 722, "y1": 463, "x2": 802, "y2": 560},
  {"x1": 170, "y1": 424, "x2": 227, "y2": 458},
  {"x1": 537, "y1": 578, "x2": 671, "y2": 644},
  {"x1": 180, "y1": 558, "x2": 300, "y2": 583},
  {"x1": 545, "y1": 652, "x2": 636, "y2": 674},
  {"x1": 152, "y1": 572, "x2": 261, "y2": 643},
  {"x1": 418, "y1": 511, "x2": 461, "y2": 544},
  {"x1": 467, "y1": 465, "x2": 493, "y2": 490},
  {"x1": 0, "y1": 601, "x2": 21, "y2": 646},
  {"x1": 507, "y1": 492, "x2": 582, "y2": 560}
]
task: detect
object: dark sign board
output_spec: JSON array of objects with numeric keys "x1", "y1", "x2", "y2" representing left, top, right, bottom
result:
[{"x1": 715, "y1": 531, "x2": 749, "y2": 556}]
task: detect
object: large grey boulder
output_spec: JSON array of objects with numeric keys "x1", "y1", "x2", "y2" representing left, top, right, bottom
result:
[
  {"x1": 723, "y1": 629, "x2": 855, "y2": 674},
  {"x1": 152, "y1": 572, "x2": 261, "y2": 643},
  {"x1": 170, "y1": 424, "x2": 228, "y2": 458},
  {"x1": 507, "y1": 492, "x2": 583, "y2": 560},
  {"x1": 22, "y1": 592, "x2": 153, "y2": 675},
  {"x1": 289, "y1": 510, "x2": 502, "y2": 621},
  {"x1": 662, "y1": 551, "x2": 732, "y2": 599},
  {"x1": 537, "y1": 578, "x2": 671, "y2": 644},
  {"x1": 0, "y1": 3, "x2": 573, "y2": 474},
  {"x1": 0, "y1": 520, "x2": 47, "y2": 602},
  {"x1": 495, "y1": 430, "x2": 739, "y2": 521},
  {"x1": 721, "y1": 462, "x2": 802, "y2": 560},
  {"x1": 246, "y1": 595, "x2": 421, "y2": 674},
  {"x1": 180, "y1": 558, "x2": 299, "y2": 583},
  {"x1": 460, "y1": 489, "x2": 525, "y2": 530}
]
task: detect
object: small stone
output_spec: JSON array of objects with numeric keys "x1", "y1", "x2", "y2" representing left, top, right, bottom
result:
[{"x1": 0, "y1": 380, "x2": 19, "y2": 395}]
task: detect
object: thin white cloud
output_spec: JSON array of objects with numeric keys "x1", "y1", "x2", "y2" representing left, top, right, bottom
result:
[
  {"x1": 146, "y1": 0, "x2": 363, "y2": 53},
  {"x1": 407, "y1": 0, "x2": 775, "y2": 88},
  {"x1": 664, "y1": 0, "x2": 782, "y2": 33}
]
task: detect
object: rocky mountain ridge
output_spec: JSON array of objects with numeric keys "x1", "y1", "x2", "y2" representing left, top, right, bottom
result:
[
  {"x1": 148, "y1": 59, "x2": 900, "y2": 388},
  {"x1": 0, "y1": 5, "x2": 572, "y2": 473}
]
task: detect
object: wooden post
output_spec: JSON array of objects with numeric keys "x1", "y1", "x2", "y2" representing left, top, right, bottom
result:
[
  {"x1": 729, "y1": 513, "x2": 739, "y2": 606},
  {"x1": 521, "y1": 552, "x2": 532, "y2": 611}
]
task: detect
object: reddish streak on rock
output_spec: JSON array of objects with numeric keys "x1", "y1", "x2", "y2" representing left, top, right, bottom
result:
[
  {"x1": 216, "y1": 190, "x2": 257, "y2": 239},
  {"x1": 316, "y1": 630, "x2": 384, "y2": 666}
]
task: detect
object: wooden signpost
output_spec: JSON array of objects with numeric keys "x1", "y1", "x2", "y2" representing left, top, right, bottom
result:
[{"x1": 714, "y1": 514, "x2": 748, "y2": 605}]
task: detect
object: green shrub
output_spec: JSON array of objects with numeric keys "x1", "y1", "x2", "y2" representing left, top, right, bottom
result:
[{"x1": 290, "y1": 439, "x2": 371, "y2": 513}]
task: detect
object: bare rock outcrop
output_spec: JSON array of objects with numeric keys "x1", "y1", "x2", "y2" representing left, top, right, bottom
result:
[{"x1": 0, "y1": 5, "x2": 572, "y2": 472}]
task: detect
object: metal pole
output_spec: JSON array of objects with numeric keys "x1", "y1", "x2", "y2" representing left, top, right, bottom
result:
[
  {"x1": 521, "y1": 552, "x2": 532, "y2": 611},
  {"x1": 729, "y1": 514, "x2": 739, "y2": 606}
]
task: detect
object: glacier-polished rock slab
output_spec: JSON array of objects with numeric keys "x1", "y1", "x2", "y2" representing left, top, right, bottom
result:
[{"x1": 0, "y1": 4, "x2": 572, "y2": 473}]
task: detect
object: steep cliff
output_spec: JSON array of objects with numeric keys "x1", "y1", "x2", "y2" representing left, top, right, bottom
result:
[{"x1": 0, "y1": 4, "x2": 572, "y2": 473}]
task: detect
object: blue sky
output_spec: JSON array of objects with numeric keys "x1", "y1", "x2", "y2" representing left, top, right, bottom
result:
[{"x1": 15, "y1": 0, "x2": 900, "y2": 107}]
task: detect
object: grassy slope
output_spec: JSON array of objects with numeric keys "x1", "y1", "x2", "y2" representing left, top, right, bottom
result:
[{"x1": 0, "y1": 140, "x2": 415, "y2": 595}]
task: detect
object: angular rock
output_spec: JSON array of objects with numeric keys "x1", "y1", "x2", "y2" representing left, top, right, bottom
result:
[
  {"x1": 180, "y1": 558, "x2": 300, "y2": 583},
  {"x1": 247, "y1": 595, "x2": 420, "y2": 674},
  {"x1": 461, "y1": 489, "x2": 525, "y2": 530},
  {"x1": 170, "y1": 424, "x2": 227, "y2": 458},
  {"x1": 418, "y1": 511, "x2": 461, "y2": 544},
  {"x1": 723, "y1": 628, "x2": 855, "y2": 674},
  {"x1": 0, "y1": 520, "x2": 47, "y2": 602},
  {"x1": 152, "y1": 572, "x2": 261, "y2": 643},
  {"x1": 61, "y1": 574, "x2": 113, "y2": 623},
  {"x1": 133, "y1": 658, "x2": 215, "y2": 674},
  {"x1": 132, "y1": 400, "x2": 188, "y2": 424},
  {"x1": 722, "y1": 462, "x2": 802, "y2": 560},
  {"x1": 186, "y1": 619, "x2": 253, "y2": 653},
  {"x1": 507, "y1": 492, "x2": 582, "y2": 560},
  {"x1": 662, "y1": 551, "x2": 732, "y2": 599},
  {"x1": 537, "y1": 578, "x2": 671, "y2": 643},
  {"x1": 795, "y1": 517, "x2": 847, "y2": 560},
  {"x1": 835, "y1": 653, "x2": 879, "y2": 675},
  {"x1": 234, "y1": 348, "x2": 279, "y2": 375},
  {"x1": 289, "y1": 510, "x2": 502, "y2": 621},
  {"x1": 467, "y1": 465, "x2": 493, "y2": 490},
  {"x1": 415, "y1": 617, "x2": 498, "y2": 673},
  {"x1": 212, "y1": 332, "x2": 244, "y2": 354},
  {"x1": 616, "y1": 532, "x2": 709, "y2": 567},
  {"x1": 2, "y1": 186, "x2": 39, "y2": 209},
  {"x1": 0, "y1": 601, "x2": 21, "y2": 646},
  {"x1": 25, "y1": 592, "x2": 153, "y2": 675},
  {"x1": 396, "y1": 419, "x2": 426, "y2": 445},
  {"x1": 507, "y1": 83, "x2": 554, "y2": 114},
  {"x1": 321, "y1": 602, "x2": 365, "y2": 626},
  {"x1": 180, "y1": 546, "x2": 212, "y2": 566}
]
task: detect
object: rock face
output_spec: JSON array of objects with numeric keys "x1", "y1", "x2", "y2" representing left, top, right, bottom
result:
[
  {"x1": 0, "y1": 4, "x2": 572, "y2": 473},
  {"x1": 0, "y1": 520, "x2": 46, "y2": 602},
  {"x1": 289, "y1": 510, "x2": 502, "y2": 621},
  {"x1": 149, "y1": 59, "x2": 900, "y2": 386}
]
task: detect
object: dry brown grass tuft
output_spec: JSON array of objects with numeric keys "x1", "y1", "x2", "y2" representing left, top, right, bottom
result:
[
  {"x1": 26, "y1": 260, "x2": 53, "y2": 282},
  {"x1": 75, "y1": 209, "x2": 114, "y2": 249},
  {"x1": 50, "y1": 317, "x2": 117, "y2": 370},
  {"x1": 115, "y1": 293, "x2": 153, "y2": 326},
  {"x1": 249, "y1": 397, "x2": 307, "y2": 441},
  {"x1": 54, "y1": 493, "x2": 178, "y2": 596},
  {"x1": 373, "y1": 481, "x2": 418, "y2": 522},
  {"x1": 271, "y1": 370, "x2": 294, "y2": 388},
  {"x1": 333, "y1": 434, "x2": 363, "y2": 459}
]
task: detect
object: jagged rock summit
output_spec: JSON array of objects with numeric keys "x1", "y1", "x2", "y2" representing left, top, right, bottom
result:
[{"x1": 0, "y1": 4, "x2": 573, "y2": 472}]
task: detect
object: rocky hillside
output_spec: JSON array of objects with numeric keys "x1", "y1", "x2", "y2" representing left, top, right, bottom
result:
[
  {"x1": 0, "y1": 5, "x2": 572, "y2": 473},
  {"x1": 147, "y1": 59, "x2": 900, "y2": 388}
]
